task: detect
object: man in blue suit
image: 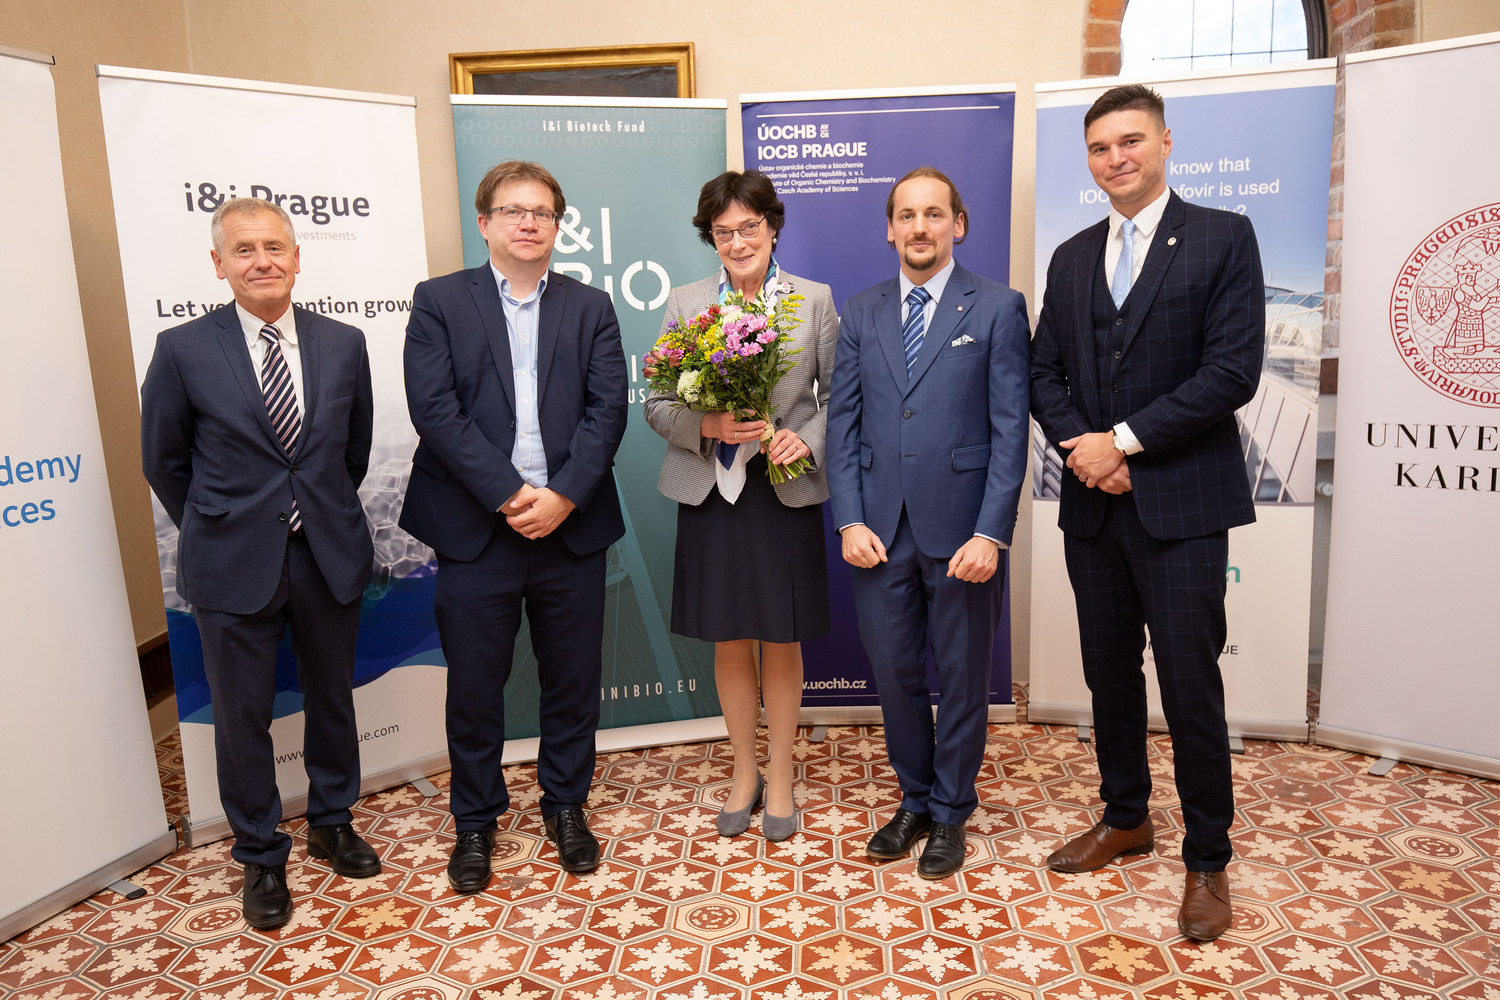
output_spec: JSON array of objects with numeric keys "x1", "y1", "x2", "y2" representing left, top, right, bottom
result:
[
  {"x1": 142, "y1": 197, "x2": 379, "y2": 930},
  {"x1": 399, "y1": 160, "x2": 627, "y2": 890},
  {"x1": 1030, "y1": 85, "x2": 1265, "y2": 942},
  {"x1": 828, "y1": 168, "x2": 1031, "y2": 879}
]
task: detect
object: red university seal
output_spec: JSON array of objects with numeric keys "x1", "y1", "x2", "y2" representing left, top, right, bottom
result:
[{"x1": 1390, "y1": 202, "x2": 1500, "y2": 407}]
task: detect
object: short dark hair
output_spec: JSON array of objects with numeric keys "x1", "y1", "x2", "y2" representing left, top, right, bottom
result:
[
  {"x1": 885, "y1": 167, "x2": 968, "y2": 242},
  {"x1": 474, "y1": 160, "x2": 566, "y2": 217},
  {"x1": 691, "y1": 170, "x2": 785, "y2": 247},
  {"x1": 1084, "y1": 84, "x2": 1167, "y2": 132}
]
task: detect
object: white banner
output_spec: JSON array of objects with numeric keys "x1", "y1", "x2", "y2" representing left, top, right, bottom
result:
[
  {"x1": 1029, "y1": 64, "x2": 1336, "y2": 741},
  {"x1": 0, "y1": 47, "x2": 173, "y2": 942},
  {"x1": 1322, "y1": 33, "x2": 1500, "y2": 778},
  {"x1": 99, "y1": 66, "x2": 441, "y2": 844}
]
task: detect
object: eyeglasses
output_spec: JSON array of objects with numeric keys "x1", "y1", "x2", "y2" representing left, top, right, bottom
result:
[
  {"x1": 487, "y1": 205, "x2": 559, "y2": 227},
  {"x1": 710, "y1": 217, "x2": 766, "y2": 244}
]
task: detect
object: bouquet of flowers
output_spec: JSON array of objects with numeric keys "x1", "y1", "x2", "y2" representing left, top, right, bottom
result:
[{"x1": 647, "y1": 282, "x2": 809, "y2": 484}]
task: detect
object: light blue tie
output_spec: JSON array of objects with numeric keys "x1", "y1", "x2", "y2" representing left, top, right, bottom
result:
[
  {"x1": 902, "y1": 285, "x2": 931, "y2": 376},
  {"x1": 1111, "y1": 218, "x2": 1136, "y2": 309}
]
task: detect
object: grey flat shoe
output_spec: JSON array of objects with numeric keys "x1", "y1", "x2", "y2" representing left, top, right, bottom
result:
[
  {"x1": 763, "y1": 808, "x2": 799, "y2": 842},
  {"x1": 716, "y1": 772, "x2": 765, "y2": 836}
]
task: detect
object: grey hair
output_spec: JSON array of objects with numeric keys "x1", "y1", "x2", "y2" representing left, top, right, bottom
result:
[{"x1": 210, "y1": 197, "x2": 296, "y2": 253}]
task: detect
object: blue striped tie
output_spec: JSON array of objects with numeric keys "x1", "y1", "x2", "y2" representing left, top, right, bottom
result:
[
  {"x1": 259, "y1": 325, "x2": 302, "y2": 532},
  {"x1": 903, "y1": 285, "x2": 931, "y2": 376}
]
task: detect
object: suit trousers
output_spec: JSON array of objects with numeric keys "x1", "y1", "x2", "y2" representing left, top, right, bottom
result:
[
  {"x1": 196, "y1": 531, "x2": 363, "y2": 868},
  {"x1": 1062, "y1": 492, "x2": 1235, "y2": 872},
  {"x1": 851, "y1": 509, "x2": 1004, "y2": 826},
  {"x1": 436, "y1": 521, "x2": 605, "y2": 830}
]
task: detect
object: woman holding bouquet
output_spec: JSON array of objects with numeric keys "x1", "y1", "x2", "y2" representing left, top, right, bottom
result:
[{"x1": 646, "y1": 170, "x2": 838, "y2": 841}]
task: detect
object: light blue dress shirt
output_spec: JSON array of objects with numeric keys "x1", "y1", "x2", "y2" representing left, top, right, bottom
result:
[{"x1": 492, "y1": 263, "x2": 549, "y2": 489}]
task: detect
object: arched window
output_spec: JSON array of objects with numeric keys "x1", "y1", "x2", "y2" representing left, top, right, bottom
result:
[{"x1": 1121, "y1": 0, "x2": 1326, "y2": 73}]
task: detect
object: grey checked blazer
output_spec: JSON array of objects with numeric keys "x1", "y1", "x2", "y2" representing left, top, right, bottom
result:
[{"x1": 645, "y1": 271, "x2": 839, "y2": 508}]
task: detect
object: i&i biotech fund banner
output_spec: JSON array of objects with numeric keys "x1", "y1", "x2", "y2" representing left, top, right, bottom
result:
[
  {"x1": 741, "y1": 86, "x2": 1018, "y2": 719},
  {"x1": 99, "y1": 67, "x2": 436, "y2": 845},
  {"x1": 1322, "y1": 33, "x2": 1500, "y2": 778},
  {"x1": 451, "y1": 95, "x2": 728, "y2": 749},
  {"x1": 0, "y1": 46, "x2": 173, "y2": 944},
  {"x1": 1029, "y1": 64, "x2": 1335, "y2": 740}
]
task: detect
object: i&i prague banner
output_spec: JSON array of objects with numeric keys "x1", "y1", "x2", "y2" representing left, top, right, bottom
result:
[
  {"x1": 99, "y1": 66, "x2": 438, "y2": 845},
  {"x1": 740, "y1": 85, "x2": 1019, "y2": 721},
  {"x1": 450, "y1": 95, "x2": 729, "y2": 750},
  {"x1": 1322, "y1": 33, "x2": 1500, "y2": 778},
  {"x1": 1, "y1": 46, "x2": 173, "y2": 941},
  {"x1": 1029, "y1": 64, "x2": 1335, "y2": 740}
]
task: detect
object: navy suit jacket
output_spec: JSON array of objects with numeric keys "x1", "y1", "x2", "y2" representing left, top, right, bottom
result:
[
  {"x1": 141, "y1": 304, "x2": 375, "y2": 614},
  {"x1": 398, "y1": 265, "x2": 627, "y2": 562},
  {"x1": 828, "y1": 263, "x2": 1031, "y2": 554},
  {"x1": 1030, "y1": 192, "x2": 1265, "y2": 541}
]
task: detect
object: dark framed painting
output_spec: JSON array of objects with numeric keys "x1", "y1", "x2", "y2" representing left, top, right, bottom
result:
[{"x1": 450, "y1": 43, "x2": 695, "y2": 99}]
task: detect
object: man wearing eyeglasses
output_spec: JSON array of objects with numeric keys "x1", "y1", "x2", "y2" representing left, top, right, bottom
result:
[
  {"x1": 141, "y1": 197, "x2": 379, "y2": 930},
  {"x1": 400, "y1": 160, "x2": 628, "y2": 889}
]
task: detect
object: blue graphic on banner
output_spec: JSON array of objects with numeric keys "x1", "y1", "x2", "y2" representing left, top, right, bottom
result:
[
  {"x1": 743, "y1": 91, "x2": 1018, "y2": 711},
  {"x1": 1034, "y1": 84, "x2": 1333, "y2": 505}
]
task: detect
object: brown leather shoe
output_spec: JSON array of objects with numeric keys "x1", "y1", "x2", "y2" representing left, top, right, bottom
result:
[
  {"x1": 1046, "y1": 818, "x2": 1154, "y2": 872},
  {"x1": 1178, "y1": 870, "x2": 1232, "y2": 941}
]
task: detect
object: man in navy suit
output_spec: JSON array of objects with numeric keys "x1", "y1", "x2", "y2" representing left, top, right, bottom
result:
[
  {"x1": 399, "y1": 160, "x2": 627, "y2": 889},
  {"x1": 142, "y1": 197, "x2": 380, "y2": 930},
  {"x1": 1030, "y1": 84, "x2": 1265, "y2": 941},
  {"x1": 828, "y1": 168, "x2": 1031, "y2": 879}
]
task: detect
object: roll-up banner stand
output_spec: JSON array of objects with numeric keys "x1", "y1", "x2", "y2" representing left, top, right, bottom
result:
[
  {"x1": 450, "y1": 95, "x2": 732, "y2": 752},
  {"x1": 1029, "y1": 64, "x2": 1335, "y2": 741},
  {"x1": 99, "y1": 65, "x2": 438, "y2": 847},
  {"x1": 1, "y1": 46, "x2": 174, "y2": 942},
  {"x1": 741, "y1": 85, "x2": 1019, "y2": 723},
  {"x1": 1322, "y1": 32, "x2": 1500, "y2": 779}
]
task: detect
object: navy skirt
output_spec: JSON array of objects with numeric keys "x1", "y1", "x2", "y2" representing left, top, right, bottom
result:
[{"x1": 670, "y1": 455, "x2": 830, "y2": 643}]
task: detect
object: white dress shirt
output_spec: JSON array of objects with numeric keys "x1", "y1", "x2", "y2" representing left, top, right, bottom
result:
[
  {"x1": 238, "y1": 302, "x2": 303, "y2": 416},
  {"x1": 1104, "y1": 185, "x2": 1173, "y2": 455}
]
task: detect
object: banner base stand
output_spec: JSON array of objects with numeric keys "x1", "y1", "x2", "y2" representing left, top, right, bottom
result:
[
  {"x1": 411, "y1": 777, "x2": 441, "y2": 797},
  {"x1": 106, "y1": 880, "x2": 147, "y2": 900},
  {"x1": 1029, "y1": 702, "x2": 1310, "y2": 744},
  {"x1": 1, "y1": 826, "x2": 177, "y2": 943},
  {"x1": 1315, "y1": 726, "x2": 1500, "y2": 781},
  {"x1": 1368, "y1": 757, "x2": 1399, "y2": 777}
]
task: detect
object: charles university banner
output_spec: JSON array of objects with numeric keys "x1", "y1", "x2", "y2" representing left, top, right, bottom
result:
[
  {"x1": 740, "y1": 85, "x2": 1019, "y2": 721},
  {"x1": 1322, "y1": 32, "x2": 1500, "y2": 778},
  {"x1": 1029, "y1": 64, "x2": 1335, "y2": 741},
  {"x1": 1, "y1": 46, "x2": 174, "y2": 942},
  {"x1": 450, "y1": 95, "x2": 730, "y2": 750},
  {"x1": 99, "y1": 66, "x2": 438, "y2": 846}
]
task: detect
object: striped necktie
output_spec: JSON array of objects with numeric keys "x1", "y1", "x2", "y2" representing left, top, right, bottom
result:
[
  {"x1": 259, "y1": 324, "x2": 302, "y2": 532},
  {"x1": 903, "y1": 285, "x2": 931, "y2": 376}
]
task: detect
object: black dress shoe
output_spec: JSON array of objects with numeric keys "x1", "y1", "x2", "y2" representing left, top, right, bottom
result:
[
  {"x1": 544, "y1": 809, "x2": 600, "y2": 873},
  {"x1": 917, "y1": 822, "x2": 966, "y2": 879},
  {"x1": 242, "y1": 862, "x2": 292, "y2": 929},
  {"x1": 867, "y1": 808, "x2": 932, "y2": 859},
  {"x1": 447, "y1": 829, "x2": 495, "y2": 893},
  {"x1": 307, "y1": 823, "x2": 382, "y2": 878}
]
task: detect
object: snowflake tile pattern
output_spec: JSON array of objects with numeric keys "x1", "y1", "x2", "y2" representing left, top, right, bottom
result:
[{"x1": 2, "y1": 724, "x2": 1498, "y2": 998}]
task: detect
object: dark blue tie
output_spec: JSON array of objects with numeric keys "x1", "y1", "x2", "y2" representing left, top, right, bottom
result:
[
  {"x1": 903, "y1": 285, "x2": 931, "y2": 376},
  {"x1": 259, "y1": 325, "x2": 302, "y2": 532}
]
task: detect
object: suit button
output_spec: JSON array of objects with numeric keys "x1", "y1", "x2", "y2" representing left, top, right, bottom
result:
[
  {"x1": 1113, "y1": 350, "x2": 1122, "y2": 359},
  {"x1": 278, "y1": 512, "x2": 289, "y2": 522},
  {"x1": 903, "y1": 410, "x2": 913, "y2": 419},
  {"x1": 1114, "y1": 317, "x2": 1124, "y2": 326}
]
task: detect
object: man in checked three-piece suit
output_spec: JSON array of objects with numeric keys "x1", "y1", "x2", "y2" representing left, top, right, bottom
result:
[
  {"x1": 1029, "y1": 84, "x2": 1266, "y2": 942},
  {"x1": 141, "y1": 198, "x2": 380, "y2": 931},
  {"x1": 827, "y1": 167, "x2": 1032, "y2": 881}
]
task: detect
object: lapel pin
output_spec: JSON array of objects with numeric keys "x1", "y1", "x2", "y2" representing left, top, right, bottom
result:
[
  {"x1": 1167, "y1": 236, "x2": 1177, "y2": 246},
  {"x1": 957, "y1": 305, "x2": 964, "y2": 312}
]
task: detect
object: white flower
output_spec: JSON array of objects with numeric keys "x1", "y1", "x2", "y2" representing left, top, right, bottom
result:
[
  {"x1": 677, "y1": 368, "x2": 703, "y2": 403},
  {"x1": 720, "y1": 305, "x2": 744, "y2": 324}
]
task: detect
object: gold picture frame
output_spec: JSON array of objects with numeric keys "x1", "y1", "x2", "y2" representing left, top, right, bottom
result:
[{"x1": 450, "y1": 43, "x2": 695, "y2": 99}]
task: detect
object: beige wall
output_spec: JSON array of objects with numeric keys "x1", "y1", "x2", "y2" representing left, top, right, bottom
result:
[{"x1": 3, "y1": 0, "x2": 1495, "y2": 667}]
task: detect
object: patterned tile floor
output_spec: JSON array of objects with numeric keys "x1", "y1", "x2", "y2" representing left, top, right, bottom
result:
[{"x1": 3, "y1": 723, "x2": 1498, "y2": 999}]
